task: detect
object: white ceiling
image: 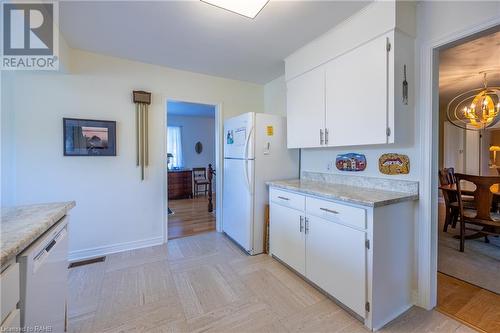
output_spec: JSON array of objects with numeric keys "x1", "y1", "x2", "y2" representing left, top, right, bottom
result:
[
  {"x1": 167, "y1": 100, "x2": 215, "y2": 117},
  {"x1": 439, "y1": 29, "x2": 500, "y2": 112},
  {"x1": 60, "y1": 1, "x2": 370, "y2": 84}
]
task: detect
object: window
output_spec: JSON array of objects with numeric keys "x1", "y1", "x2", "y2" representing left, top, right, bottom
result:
[{"x1": 167, "y1": 126, "x2": 183, "y2": 169}]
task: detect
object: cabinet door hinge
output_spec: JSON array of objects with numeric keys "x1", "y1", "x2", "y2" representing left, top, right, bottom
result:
[
  {"x1": 365, "y1": 239, "x2": 370, "y2": 250},
  {"x1": 365, "y1": 302, "x2": 370, "y2": 312},
  {"x1": 386, "y1": 127, "x2": 391, "y2": 137},
  {"x1": 386, "y1": 38, "x2": 391, "y2": 52}
]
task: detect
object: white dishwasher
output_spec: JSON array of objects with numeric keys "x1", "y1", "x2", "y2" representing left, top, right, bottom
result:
[{"x1": 18, "y1": 217, "x2": 68, "y2": 333}]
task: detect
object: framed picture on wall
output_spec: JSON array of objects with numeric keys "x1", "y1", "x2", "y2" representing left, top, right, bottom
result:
[{"x1": 63, "y1": 118, "x2": 116, "y2": 156}]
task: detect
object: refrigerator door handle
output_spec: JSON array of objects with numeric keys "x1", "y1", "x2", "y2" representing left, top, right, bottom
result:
[
  {"x1": 245, "y1": 159, "x2": 252, "y2": 195},
  {"x1": 243, "y1": 126, "x2": 254, "y2": 195},
  {"x1": 244, "y1": 126, "x2": 254, "y2": 160}
]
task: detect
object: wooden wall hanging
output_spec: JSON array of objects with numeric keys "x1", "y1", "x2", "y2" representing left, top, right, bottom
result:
[
  {"x1": 379, "y1": 153, "x2": 410, "y2": 175},
  {"x1": 133, "y1": 91, "x2": 151, "y2": 180}
]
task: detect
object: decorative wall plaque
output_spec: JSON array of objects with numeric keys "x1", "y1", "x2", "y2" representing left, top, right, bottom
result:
[
  {"x1": 335, "y1": 153, "x2": 367, "y2": 172},
  {"x1": 379, "y1": 153, "x2": 410, "y2": 175}
]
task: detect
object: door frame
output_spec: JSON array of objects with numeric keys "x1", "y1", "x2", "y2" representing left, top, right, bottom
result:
[
  {"x1": 163, "y1": 97, "x2": 224, "y2": 243},
  {"x1": 418, "y1": 18, "x2": 500, "y2": 309}
]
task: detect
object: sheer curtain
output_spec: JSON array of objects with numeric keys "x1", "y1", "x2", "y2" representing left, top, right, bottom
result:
[{"x1": 167, "y1": 126, "x2": 183, "y2": 169}]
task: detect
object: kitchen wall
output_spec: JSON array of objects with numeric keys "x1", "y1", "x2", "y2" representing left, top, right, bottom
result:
[
  {"x1": 1, "y1": 71, "x2": 16, "y2": 208},
  {"x1": 167, "y1": 114, "x2": 216, "y2": 170},
  {"x1": 1, "y1": 48, "x2": 263, "y2": 259},
  {"x1": 264, "y1": 76, "x2": 286, "y2": 117}
]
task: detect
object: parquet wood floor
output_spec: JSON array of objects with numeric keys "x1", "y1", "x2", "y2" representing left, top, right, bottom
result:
[{"x1": 68, "y1": 232, "x2": 476, "y2": 333}]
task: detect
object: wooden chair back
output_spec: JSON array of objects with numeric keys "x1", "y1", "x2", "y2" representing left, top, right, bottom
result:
[
  {"x1": 439, "y1": 168, "x2": 458, "y2": 205},
  {"x1": 439, "y1": 167, "x2": 456, "y2": 186},
  {"x1": 455, "y1": 173, "x2": 500, "y2": 221},
  {"x1": 193, "y1": 167, "x2": 207, "y2": 180}
]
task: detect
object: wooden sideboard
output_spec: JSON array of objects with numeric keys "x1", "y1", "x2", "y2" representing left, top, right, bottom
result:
[{"x1": 168, "y1": 169, "x2": 193, "y2": 200}]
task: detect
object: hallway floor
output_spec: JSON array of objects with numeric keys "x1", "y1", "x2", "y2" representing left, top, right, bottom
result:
[
  {"x1": 68, "y1": 232, "x2": 475, "y2": 333},
  {"x1": 168, "y1": 195, "x2": 216, "y2": 240},
  {"x1": 437, "y1": 272, "x2": 500, "y2": 333}
]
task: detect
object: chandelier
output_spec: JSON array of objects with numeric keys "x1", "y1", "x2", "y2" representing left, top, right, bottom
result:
[{"x1": 446, "y1": 72, "x2": 500, "y2": 131}]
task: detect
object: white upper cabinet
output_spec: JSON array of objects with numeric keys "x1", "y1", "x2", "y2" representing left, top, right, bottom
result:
[
  {"x1": 325, "y1": 33, "x2": 391, "y2": 147},
  {"x1": 286, "y1": 66, "x2": 325, "y2": 149},
  {"x1": 284, "y1": 1, "x2": 415, "y2": 149}
]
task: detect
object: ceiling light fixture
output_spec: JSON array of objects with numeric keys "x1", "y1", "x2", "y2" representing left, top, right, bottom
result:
[
  {"x1": 446, "y1": 72, "x2": 500, "y2": 131},
  {"x1": 201, "y1": 0, "x2": 269, "y2": 19}
]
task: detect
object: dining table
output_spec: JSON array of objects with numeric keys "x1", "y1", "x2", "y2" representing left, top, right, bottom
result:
[
  {"x1": 438, "y1": 182, "x2": 500, "y2": 198},
  {"x1": 439, "y1": 182, "x2": 500, "y2": 240}
]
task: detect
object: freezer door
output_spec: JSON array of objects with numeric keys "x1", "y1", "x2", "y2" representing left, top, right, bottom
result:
[
  {"x1": 224, "y1": 112, "x2": 255, "y2": 159},
  {"x1": 222, "y1": 158, "x2": 254, "y2": 252}
]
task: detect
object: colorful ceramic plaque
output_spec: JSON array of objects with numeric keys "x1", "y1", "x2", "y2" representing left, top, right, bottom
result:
[
  {"x1": 336, "y1": 153, "x2": 367, "y2": 172},
  {"x1": 379, "y1": 153, "x2": 410, "y2": 175}
]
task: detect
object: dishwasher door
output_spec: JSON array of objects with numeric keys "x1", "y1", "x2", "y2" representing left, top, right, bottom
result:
[{"x1": 19, "y1": 217, "x2": 68, "y2": 332}]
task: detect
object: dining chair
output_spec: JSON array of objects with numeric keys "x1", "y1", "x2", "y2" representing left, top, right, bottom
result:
[
  {"x1": 455, "y1": 173, "x2": 500, "y2": 252},
  {"x1": 439, "y1": 168, "x2": 460, "y2": 232},
  {"x1": 439, "y1": 168, "x2": 476, "y2": 232},
  {"x1": 193, "y1": 167, "x2": 210, "y2": 197}
]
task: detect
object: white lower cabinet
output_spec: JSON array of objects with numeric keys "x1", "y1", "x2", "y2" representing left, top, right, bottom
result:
[
  {"x1": 0, "y1": 261, "x2": 20, "y2": 329},
  {"x1": 306, "y1": 215, "x2": 366, "y2": 317},
  {"x1": 269, "y1": 202, "x2": 306, "y2": 275},
  {"x1": 269, "y1": 187, "x2": 414, "y2": 331}
]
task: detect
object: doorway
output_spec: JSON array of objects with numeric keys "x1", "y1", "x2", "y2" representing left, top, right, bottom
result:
[
  {"x1": 436, "y1": 28, "x2": 500, "y2": 332},
  {"x1": 165, "y1": 99, "x2": 222, "y2": 240}
]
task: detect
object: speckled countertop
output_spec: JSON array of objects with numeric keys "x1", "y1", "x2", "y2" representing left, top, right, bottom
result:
[
  {"x1": 267, "y1": 179, "x2": 418, "y2": 207},
  {"x1": 1, "y1": 202, "x2": 75, "y2": 266}
]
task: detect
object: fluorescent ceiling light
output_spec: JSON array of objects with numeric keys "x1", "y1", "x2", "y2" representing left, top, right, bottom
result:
[{"x1": 201, "y1": 0, "x2": 269, "y2": 19}]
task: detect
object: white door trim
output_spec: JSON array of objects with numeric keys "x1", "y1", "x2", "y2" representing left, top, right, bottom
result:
[
  {"x1": 418, "y1": 17, "x2": 500, "y2": 309},
  {"x1": 163, "y1": 97, "x2": 224, "y2": 243}
]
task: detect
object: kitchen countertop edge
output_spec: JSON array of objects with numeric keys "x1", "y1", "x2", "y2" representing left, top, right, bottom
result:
[
  {"x1": 267, "y1": 180, "x2": 418, "y2": 208},
  {"x1": 1, "y1": 201, "x2": 76, "y2": 266}
]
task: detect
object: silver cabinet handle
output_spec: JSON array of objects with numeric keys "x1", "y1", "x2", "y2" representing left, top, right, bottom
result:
[
  {"x1": 320, "y1": 207, "x2": 339, "y2": 214},
  {"x1": 299, "y1": 216, "x2": 304, "y2": 233},
  {"x1": 277, "y1": 196, "x2": 290, "y2": 201},
  {"x1": 325, "y1": 128, "x2": 329, "y2": 145},
  {"x1": 320, "y1": 129, "x2": 324, "y2": 145},
  {"x1": 305, "y1": 217, "x2": 309, "y2": 234}
]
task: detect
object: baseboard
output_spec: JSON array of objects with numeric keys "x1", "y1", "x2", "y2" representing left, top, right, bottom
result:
[
  {"x1": 68, "y1": 236, "x2": 163, "y2": 262},
  {"x1": 374, "y1": 303, "x2": 413, "y2": 331}
]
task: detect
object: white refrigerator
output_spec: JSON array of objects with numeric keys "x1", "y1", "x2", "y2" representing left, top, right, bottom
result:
[{"x1": 223, "y1": 112, "x2": 298, "y2": 255}]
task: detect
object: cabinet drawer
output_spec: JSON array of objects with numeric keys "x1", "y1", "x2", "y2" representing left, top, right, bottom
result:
[
  {"x1": 1, "y1": 309, "x2": 20, "y2": 330},
  {"x1": 270, "y1": 188, "x2": 305, "y2": 211},
  {"x1": 306, "y1": 197, "x2": 366, "y2": 230},
  {"x1": 0, "y1": 262, "x2": 20, "y2": 323}
]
